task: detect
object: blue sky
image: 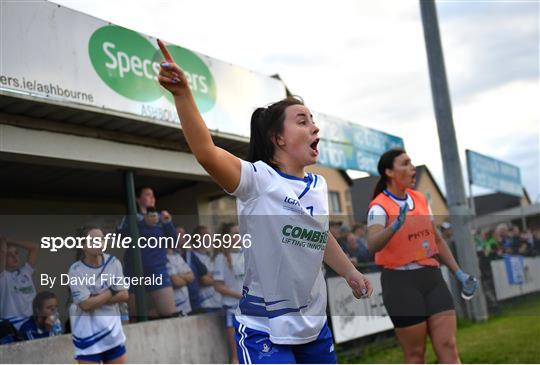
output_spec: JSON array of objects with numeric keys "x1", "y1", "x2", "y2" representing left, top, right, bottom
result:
[{"x1": 52, "y1": 0, "x2": 539, "y2": 201}]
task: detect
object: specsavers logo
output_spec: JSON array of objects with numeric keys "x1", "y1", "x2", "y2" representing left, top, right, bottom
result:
[{"x1": 89, "y1": 25, "x2": 216, "y2": 112}]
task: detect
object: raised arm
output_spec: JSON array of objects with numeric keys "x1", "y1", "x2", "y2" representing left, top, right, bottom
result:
[
  {"x1": 6, "y1": 238, "x2": 38, "y2": 268},
  {"x1": 158, "y1": 61, "x2": 241, "y2": 193}
]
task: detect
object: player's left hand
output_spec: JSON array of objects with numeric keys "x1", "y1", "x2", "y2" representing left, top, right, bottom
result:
[{"x1": 346, "y1": 269, "x2": 373, "y2": 299}]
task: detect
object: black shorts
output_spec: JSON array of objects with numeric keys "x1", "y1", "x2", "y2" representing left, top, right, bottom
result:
[{"x1": 381, "y1": 266, "x2": 454, "y2": 328}]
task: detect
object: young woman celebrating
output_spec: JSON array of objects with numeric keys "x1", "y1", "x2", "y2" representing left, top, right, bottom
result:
[
  {"x1": 158, "y1": 57, "x2": 372, "y2": 363},
  {"x1": 367, "y1": 148, "x2": 478, "y2": 364}
]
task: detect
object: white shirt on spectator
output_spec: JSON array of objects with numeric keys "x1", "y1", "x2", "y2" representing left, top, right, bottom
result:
[
  {"x1": 0, "y1": 262, "x2": 36, "y2": 330},
  {"x1": 213, "y1": 251, "x2": 245, "y2": 309},
  {"x1": 68, "y1": 253, "x2": 129, "y2": 357},
  {"x1": 193, "y1": 251, "x2": 222, "y2": 309},
  {"x1": 166, "y1": 252, "x2": 192, "y2": 315}
]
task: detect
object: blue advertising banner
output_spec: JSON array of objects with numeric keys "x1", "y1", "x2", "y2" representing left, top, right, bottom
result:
[
  {"x1": 316, "y1": 112, "x2": 404, "y2": 174},
  {"x1": 503, "y1": 254, "x2": 525, "y2": 285},
  {"x1": 466, "y1": 150, "x2": 522, "y2": 196}
]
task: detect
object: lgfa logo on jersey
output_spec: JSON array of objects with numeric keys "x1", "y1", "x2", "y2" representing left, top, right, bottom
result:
[
  {"x1": 88, "y1": 25, "x2": 216, "y2": 112},
  {"x1": 284, "y1": 196, "x2": 300, "y2": 206},
  {"x1": 282, "y1": 196, "x2": 304, "y2": 214}
]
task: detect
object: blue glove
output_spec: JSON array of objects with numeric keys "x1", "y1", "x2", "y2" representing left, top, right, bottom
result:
[
  {"x1": 391, "y1": 202, "x2": 408, "y2": 232},
  {"x1": 456, "y1": 269, "x2": 479, "y2": 300}
]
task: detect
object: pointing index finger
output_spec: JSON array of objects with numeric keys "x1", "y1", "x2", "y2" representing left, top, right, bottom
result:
[{"x1": 157, "y1": 38, "x2": 174, "y2": 63}]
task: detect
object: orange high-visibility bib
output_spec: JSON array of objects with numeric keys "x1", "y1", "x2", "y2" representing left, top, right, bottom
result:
[{"x1": 369, "y1": 189, "x2": 439, "y2": 269}]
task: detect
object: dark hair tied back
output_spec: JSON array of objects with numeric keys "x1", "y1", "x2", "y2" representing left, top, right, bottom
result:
[
  {"x1": 372, "y1": 148, "x2": 406, "y2": 199},
  {"x1": 246, "y1": 96, "x2": 304, "y2": 169}
]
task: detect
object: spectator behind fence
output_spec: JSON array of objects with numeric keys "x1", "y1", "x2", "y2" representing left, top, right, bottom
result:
[
  {"x1": 191, "y1": 225, "x2": 222, "y2": 313},
  {"x1": 533, "y1": 227, "x2": 540, "y2": 254},
  {"x1": 495, "y1": 223, "x2": 512, "y2": 253},
  {"x1": 118, "y1": 187, "x2": 176, "y2": 320},
  {"x1": 166, "y1": 241, "x2": 194, "y2": 316},
  {"x1": 19, "y1": 291, "x2": 60, "y2": 340},
  {"x1": 329, "y1": 221, "x2": 342, "y2": 240},
  {"x1": 69, "y1": 225, "x2": 129, "y2": 364},
  {"x1": 181, "y1": 237, "x2": 210, "y2": 314},
  {"x1": 0, "y1": 235, "x2": 38, "y2": 330},
  {"x1": 509, "y1": 225, "x2": 522, "y2": 254},
  {"x1": 351, "y1": 223, "x2": 373, "y2": 263},
  {"x1": 213, "y1": 223, "x2": 245, "y2": 364},
  {"x1": 518, "y1": 228, "x2": 535, "y2": 256}
]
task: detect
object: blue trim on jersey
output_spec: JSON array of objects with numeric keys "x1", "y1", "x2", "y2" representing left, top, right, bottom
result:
[
  {"x1": 80, "y1": 254, "x2": 106, "y2": 270},
  {"x1": 97, "y1": 255, "x2": 115, "y2": 277},
  {"x1": 175, "y1": 298, "x2": 187, "y2": 306},
  {"x1": 75, "y1": 344, "x2": 126, "y2": 362},
  {"x1": 250, "y1": 163, "x2": 257, "y2": 172},
  {"x1": 298, "y1": 173, "x2": 314, "y2": 200},
  {"x1": 72, "y1": 327, "x2": 113, "y2": 350},
  {"x1": 383, "y1": 189, "x2": 408, "y2": 201},
  {"x1": 273, "y1": 168, "x2": 309, "y2": 182},
  {"x1": 313, "y1": 174, "x2": 318, "y2": 187},
  {"x1": 239, "y1": 289, "x2": 307, "y2": 319}
]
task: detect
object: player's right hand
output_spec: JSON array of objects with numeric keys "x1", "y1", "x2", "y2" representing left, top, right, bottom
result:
[{"x1": 158, "y1": 62, "x2": 190, "y2": 97}]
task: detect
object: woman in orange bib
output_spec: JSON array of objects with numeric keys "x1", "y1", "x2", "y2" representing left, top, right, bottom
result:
[{"x1": 367, "y1": 149, "x2": 478, "y2": 364}]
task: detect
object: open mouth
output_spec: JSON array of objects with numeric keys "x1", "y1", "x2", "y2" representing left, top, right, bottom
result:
[{"x1": 310, "y1": 138, "x2": 320, "y2": 154}]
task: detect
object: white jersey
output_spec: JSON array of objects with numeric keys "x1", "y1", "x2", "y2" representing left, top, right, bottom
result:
[
  {"x1": 230, "y1": 160, "x2": 329, "y2": 345},
  {"x1": 367, "y1": 189, "x2": 433, "y2": 228},
  {"x1": 68, "y1": 254, "x2": 129, "y2": 356},
  {"x1": 213, "y1": 251, "x2": 245, "y2": 309},
  {"x1": 0, "y1": 263, "x2": 36, "y2": 330},
  {"x1": 166, "y1": 252, "x2": 192, "y2": 315},
  {"x1": 193, "y1": 251, "x2": 222, "y2": 309}
]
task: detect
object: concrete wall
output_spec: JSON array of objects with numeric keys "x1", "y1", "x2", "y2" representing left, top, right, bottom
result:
[{"x1": 1, "y1": 314, "x2": 228, "y2": 364}]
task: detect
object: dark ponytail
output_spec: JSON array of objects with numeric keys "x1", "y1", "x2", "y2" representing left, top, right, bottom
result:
[
  {"x1": 372, "y1": 148, "x2": 406, "y2": 199},
  {"x1": 246, "y1": 96, "x2": 304, "y2": 168}
]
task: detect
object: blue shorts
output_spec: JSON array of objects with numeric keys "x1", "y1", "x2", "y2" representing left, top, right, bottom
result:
[
  {"x1": 233, "y1": 318, "x2": 336, "y2": 364},
  {"x1": 75, "y1": 344, "x2": 126, "y2": 362}
]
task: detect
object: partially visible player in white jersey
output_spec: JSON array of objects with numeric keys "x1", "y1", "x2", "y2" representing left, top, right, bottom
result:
[
  {"x1": 166, "y1": 245, "x2": 194, "y2": 316},
  {"x1": 0, "y1": 235, "x2": 38, "y2": 330},
  {"x1": 158, "y1": 58, "x2": 372, "y2": 364},
  {"x1": 213, "y1": 223, "x2": 245, "y2": 364},
  {"x1": 191, "y1": 225, "x2": 222, "y2": 312},
  {"x1": 68, "y1": 226, "x2": 129, "y2": 364}
]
